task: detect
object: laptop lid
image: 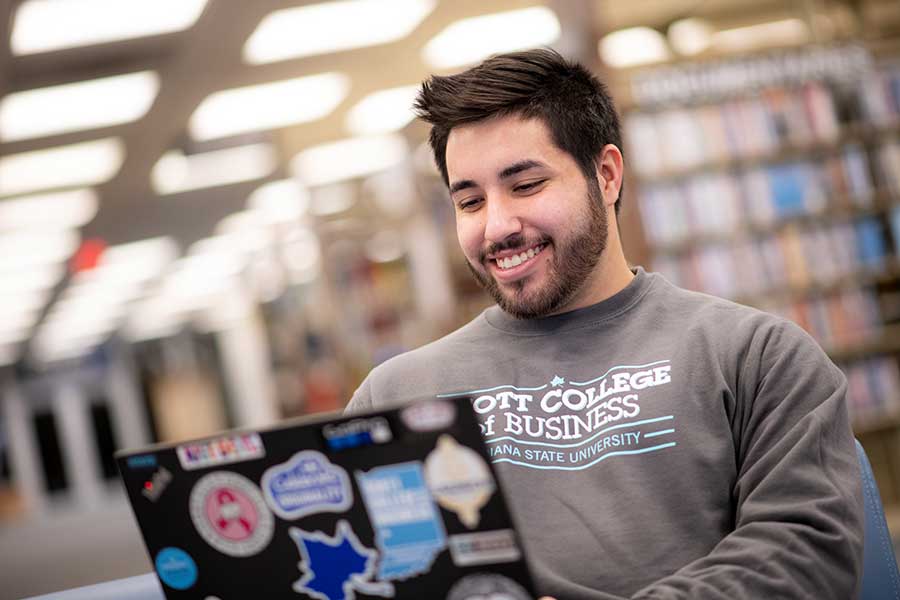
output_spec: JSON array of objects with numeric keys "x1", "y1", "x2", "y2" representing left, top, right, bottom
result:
[{"x1": 116, "y1": 396, "x2": 536, "y2": 600}]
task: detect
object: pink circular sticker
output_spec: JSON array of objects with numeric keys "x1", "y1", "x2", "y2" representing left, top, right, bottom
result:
[
  {"x1": 189, "y1": 472, "x2": 274, "y2": 557},
  {"x1": 203, "y1": 486, "x2": 259, "y2": 541}
]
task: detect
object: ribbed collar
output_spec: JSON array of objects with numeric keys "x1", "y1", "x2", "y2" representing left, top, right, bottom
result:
[{"x1": 482, "y1": 266, "x2": 655, "y2": 335}]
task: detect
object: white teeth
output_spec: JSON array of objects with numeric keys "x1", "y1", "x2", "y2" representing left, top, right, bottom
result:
[{"x1": 495, "y1": 244, "x2": 544, "y2": 270}]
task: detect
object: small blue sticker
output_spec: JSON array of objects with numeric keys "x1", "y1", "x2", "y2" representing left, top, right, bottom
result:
[
  {"x1": 289, "y1": 520, "x2": 394, "y2": 600},
  {"x1": 261, "y1": 451, "x2": 353, "y2": 520},
  {"x1": 127, "y1": 454, "x2": 157, "y2": 469},
  {"x1": 356, "y1": 461, "x2": 446, "y2": 581},
  {"x1": 155, "y1": 547, "x2": 197, "y2": 590}
]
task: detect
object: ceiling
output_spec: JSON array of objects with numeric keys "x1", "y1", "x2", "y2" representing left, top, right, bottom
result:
[{"x1": 2, "y1": 0, "x2": 894, "y2": 250}]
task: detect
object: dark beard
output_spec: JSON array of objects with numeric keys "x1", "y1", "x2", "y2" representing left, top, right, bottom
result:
[{"x1": 466, "y1": 177, "x2": 608, "y2": 319}]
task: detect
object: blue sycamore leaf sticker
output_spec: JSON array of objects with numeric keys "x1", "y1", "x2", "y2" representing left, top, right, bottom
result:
[{"x1": 289, "y1": 520, "x2": 394, "y2": 600}]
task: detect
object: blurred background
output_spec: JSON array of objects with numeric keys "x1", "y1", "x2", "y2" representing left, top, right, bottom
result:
[{"x1": 0, "y1": 0, "x2": 898, "y2": 597}]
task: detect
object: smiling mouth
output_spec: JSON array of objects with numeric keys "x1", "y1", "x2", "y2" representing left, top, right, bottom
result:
[{"x1": 492, "y1": 243, "x2": 547, "y2": 271}]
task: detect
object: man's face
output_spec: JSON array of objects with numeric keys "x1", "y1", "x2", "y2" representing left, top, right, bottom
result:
[{"x1": 446, "y1": 115, "x2": 608, "y2": 319}]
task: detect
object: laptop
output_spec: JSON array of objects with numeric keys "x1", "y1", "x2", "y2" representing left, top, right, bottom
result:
[{"x1": 116, "y1": 396, "x2": 537, "y2": 600}]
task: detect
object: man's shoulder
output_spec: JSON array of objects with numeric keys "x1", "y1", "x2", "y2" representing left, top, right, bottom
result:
[{"x1": 650, "y1": 274, "x2": 811, "y2": 346}]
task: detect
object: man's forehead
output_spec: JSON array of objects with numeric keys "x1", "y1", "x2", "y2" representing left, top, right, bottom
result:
[{"x1": 445, "y1": 115, "x2": 557, "y2": 184}]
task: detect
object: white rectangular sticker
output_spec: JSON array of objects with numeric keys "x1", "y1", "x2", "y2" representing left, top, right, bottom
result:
[
  {"x1": 177, "y1": 433, "x2": 265, "y2": 470},
  {"x1": 448, "y1": 529, "x2": 522, "y2": 567}
]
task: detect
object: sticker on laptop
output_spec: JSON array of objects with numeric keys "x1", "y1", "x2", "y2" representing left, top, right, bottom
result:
[
  {"x1": 141, "y1": 466, "x2": 172, "y2": 502},
  {"x1": 155, "y1": 547, "x2": 198, "y2": 591},
  {"x1": 322, "y1": 417, "x2": 393, "y2": 451},
  {"x1": 189, "y1": 471, "x2": 274, "y2": 557},
  {"x1": 401, "y1": 398, "x2": 457, "y2": 432},
  {"x1": 261, "y1": 450, "x2": 353, "y2": 520},
  {"x1": 355, "y1": 461, "x2": 447, "y2": 582},
  {"x1": 289, "y1": 519, "x2": 394, "y2": 600},
  {"x1": 126, "y1": 454, "x2": 157, "y2": 469},
  {"x1": 448, "y1": 529, "x2": 522, "y2": 567},
  {"x1": 424, "y1": 434, "x2": 496, "y2": 529},
  {"x1": 446, "y1": 573, "x2": 531, "y2": 600},
  {"x1": 177, "y1": 433, "x2": 265, "y2": 471}
]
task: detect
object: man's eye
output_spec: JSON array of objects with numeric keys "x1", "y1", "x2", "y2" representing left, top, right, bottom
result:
[
  {"x1": 458, "y1": 198, "x2": 483, "y2": 211},
  {"x1": 514, "y1": 179, "x2": 546, "y2": 193}
]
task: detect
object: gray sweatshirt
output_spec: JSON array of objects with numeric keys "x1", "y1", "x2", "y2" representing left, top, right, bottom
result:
[{"x1": 346, "y1": 267, "x2": 864, "y2": 599}]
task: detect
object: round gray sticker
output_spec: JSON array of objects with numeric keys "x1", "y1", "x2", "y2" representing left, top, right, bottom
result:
[{"x1": 446, "y1": 573, "x2": 531, "y2": 600}]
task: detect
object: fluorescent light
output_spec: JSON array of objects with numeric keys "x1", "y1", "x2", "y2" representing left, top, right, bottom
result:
[
  {"x1": 247, "y1": 179, "x2": 310, "y2": 224},
  {"x1": 0, "y1": 189, "x2": 98, "y2": 230},
  {"x1": 346, "y1": 85, "x2": 420, "y2": 136},
  {"x1": 11, "y1": 0, "x2": 208, "y2": 55},
  {"x1": 125, "y1": 297, "x2": 186, "y2": 342},
  {"x1": 68, "y1": 236, "x2": 178, "y2": 294},
  {"x1": 0, "y1": 231, "x2": 80, "y2": 272},
  {"x1": 98, "y1": 236, "x2": 178, "y2": 279},
  {"x1": 668, "y1": 18, "x2": 713, "y2": 56},
  {"x1": 712, "y1": 19, "x2": 809, "y2": 53},
  {"x1": 151, "y1": 144, "x2": 277, "y2": 195},
  {"x1": 0, "y1": 265, "x2": 62, "y2": 294},
  {"x1": 309, "y1": 183, "x2": 357, "y2": 216},
  {"x1": 0, "y1": 72, "x2": 159, "y2": 142},
  {"x1": 423, "y1": 7, "x2": 561, "y2": 69},
  {"x1": 189, "y1": 73, "x2": 349, "y2": 141},
  {"x1": 244, "y1": 0, "x2": 435, "y2": 64},
  {"x1": 0, "y1": 290, "x2": 49, "y2": 315},
  {"x1": 292, "y1": 134, "x2": 408, "y2": 187},
  {"x1": 0, "y1": 138, "x2": 124, "y2": 197},
  {"x1": 600, "y1": 27, "x2": 672, "y2": 68}
]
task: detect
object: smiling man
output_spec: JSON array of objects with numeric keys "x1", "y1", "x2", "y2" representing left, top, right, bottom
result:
[{"x1": 346, "y1": 49, "x2": 863, "y2": 599}]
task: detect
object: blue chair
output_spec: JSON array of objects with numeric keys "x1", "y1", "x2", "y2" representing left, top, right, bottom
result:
[{"x1": 858, "y1": 439, "x2": 900, "y2": 600}]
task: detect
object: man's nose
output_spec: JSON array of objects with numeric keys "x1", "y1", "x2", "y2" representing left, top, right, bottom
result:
[{"x1": 483, "y1": 195, "x2": 523, "y2": 244}]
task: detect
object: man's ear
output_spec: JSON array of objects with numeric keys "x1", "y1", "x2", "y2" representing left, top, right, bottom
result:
[{"x1": 594, "y1": 144, "x2": 624, "y2": 207}]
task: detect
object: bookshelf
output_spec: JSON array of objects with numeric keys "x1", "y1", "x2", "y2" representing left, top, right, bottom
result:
[{"x1": 622, "y1": 44, "x2": 900, "y2": 437}]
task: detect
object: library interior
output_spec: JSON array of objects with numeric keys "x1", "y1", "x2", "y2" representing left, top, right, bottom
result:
[{"x1": 0, "y1": 0, "x2": 899, "y2": 598}]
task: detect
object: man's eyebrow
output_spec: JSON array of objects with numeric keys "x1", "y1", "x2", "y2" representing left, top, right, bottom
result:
[
  {"x1": 449, "y1": 160, "x2": 548, "y2": 195},
  {"x1": 499, "y1": 159, "x2": 546, "y2": 180},
  {"x1": 449, "y1": 179, "x2": 477, "y2": 196}
]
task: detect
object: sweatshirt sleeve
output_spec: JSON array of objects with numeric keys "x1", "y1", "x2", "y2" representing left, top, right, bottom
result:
[
  {"x1": 630, "y1": 319, "x2": 864, "y2": 599},
  {"x1": 344, "y1": 375, "x2": 374, "y2": 414}
]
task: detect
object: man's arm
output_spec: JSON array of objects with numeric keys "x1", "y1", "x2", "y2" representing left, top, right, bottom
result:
[{"x1": 626, "y1": 321, "x2": 864, "y2": 599}]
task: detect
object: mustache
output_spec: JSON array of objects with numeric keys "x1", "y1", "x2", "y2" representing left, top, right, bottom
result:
[{"x1": 479, "y1": 234, "x2": 550, "y2": 263}]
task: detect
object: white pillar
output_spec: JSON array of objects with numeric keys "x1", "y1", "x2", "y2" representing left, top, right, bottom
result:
[
  {"x1": 1, "y1": 379, "x2": 45, "y2": 514},
  {"x1": 54, "y1": 381, "x2": 102, "y2": 509},
  {"x1": 211, "y1": 285, "x2": 279, "y2": 428},
  {"x1": 106, "y1": 347, "x2": 151, "y2": 450}
]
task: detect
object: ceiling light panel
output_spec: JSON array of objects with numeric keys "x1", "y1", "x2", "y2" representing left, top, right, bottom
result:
[
  {"x1": 599, "y1": 27, "x2": 672, "y2": 68},
  {"x1": 0, "y1": 189, "x2": 98, "y2": 231},
  {"x1": 712, "y1": 19, "x2": 809, "y2": 53},
  {"x1": 0, "y1": 265, "x2": 63, "y2": 295},
  {"x1": 11, "y1": 0, "x2": 208, "y2": 55},
  {"x1": 190, "y1": 73, "x2": 350, "y2": 141},
  {"x1": 0, "y1": 138, "x2": 125, "y2": 198},
  {"x1": 346, "y1": 85, "x2": 420, "y2": 136},
  {"x1": 0, "y1": 72, "x2": 159, "y2": 142},
  {"x1": 151, "y1": 144, "x2": 277, "y2": 195},
  {"x1": 247, "y1": 179, "x2": 310, "y2": 224},
  {"x1": 423, "y1": 6, "x2": 561, "y2": 70},
  {"x1": 292, "y1": 134, "x2": 408, "y2": 187},
  {"x1": 0, "y1": 231, "x2": 80, "y2": 272},
  {"x1": 244, "y1": 0, "x2": 435, "y2": 64}
]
